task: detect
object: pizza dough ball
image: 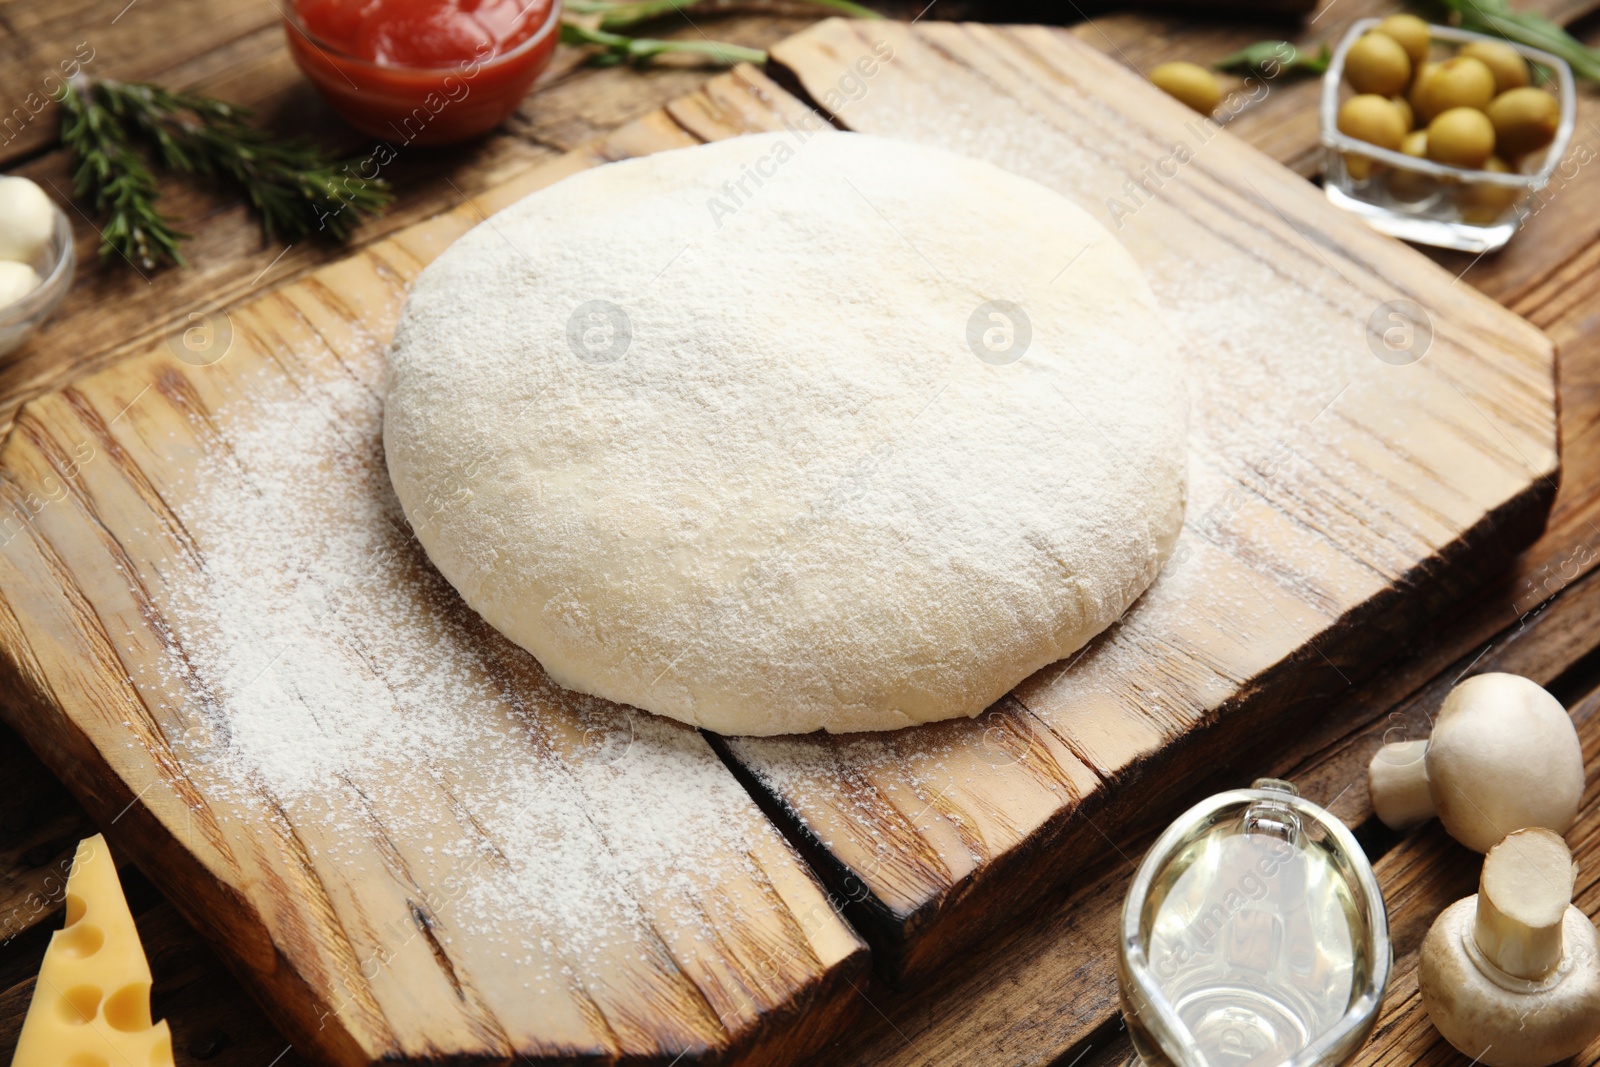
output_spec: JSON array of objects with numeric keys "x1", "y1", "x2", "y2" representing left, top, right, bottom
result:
[{"x1": 384, "y1": 132, "x2": 1188, "y2": 735}]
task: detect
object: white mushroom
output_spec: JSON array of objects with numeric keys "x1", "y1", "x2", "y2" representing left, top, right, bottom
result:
[
  {"x1": 1367, "y1": 673, "x2": 1584, "y2": 852},
  {"x1": 1420, "y1": 829, "x2": 1600, "y2": 1067}
]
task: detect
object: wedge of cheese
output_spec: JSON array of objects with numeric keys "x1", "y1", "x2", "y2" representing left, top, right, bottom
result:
[{"x1": 11, "y1": 833, "x2": 174, "y2": 1067}]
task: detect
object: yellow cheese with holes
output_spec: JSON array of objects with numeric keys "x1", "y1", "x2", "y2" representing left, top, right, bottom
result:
[{"x1": 10, "y1": 834, "x2": 174, "y2": 1067}]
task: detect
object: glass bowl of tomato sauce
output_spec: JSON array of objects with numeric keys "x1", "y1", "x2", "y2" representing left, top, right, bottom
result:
[{"x1": 284, "y1": 0, "x2": 561, "y2": 146}]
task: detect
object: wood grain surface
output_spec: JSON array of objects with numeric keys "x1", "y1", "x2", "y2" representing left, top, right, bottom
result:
[{"x1": 2, "y1": 0, "x2": 1600, "y2": 1064}]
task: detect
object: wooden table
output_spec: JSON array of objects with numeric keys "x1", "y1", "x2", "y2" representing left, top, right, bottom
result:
[{"x1": 3, "y1": 1, "x2": 1600, "y2": 1065}]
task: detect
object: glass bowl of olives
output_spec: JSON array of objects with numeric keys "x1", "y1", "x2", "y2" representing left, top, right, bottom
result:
[{"x1": 1320, "y1": 15, "x2": 1575, "y2": 253}]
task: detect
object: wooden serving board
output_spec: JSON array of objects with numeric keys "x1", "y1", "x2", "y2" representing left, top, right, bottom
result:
[{"x1": 0, "y1": 19, "x2": 1557, "y2": 1067}]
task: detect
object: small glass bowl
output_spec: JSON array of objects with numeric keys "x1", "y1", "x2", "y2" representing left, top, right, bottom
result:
[
  {"x1": 282, "y1": 0, "x2": 562, "y2": 146},
  {"x1": 0, "y1": 204, "x2": 75, "y2": 358},
  {"x1": 1320, "y1": 18, "x2": 1576, "y2": 253}
]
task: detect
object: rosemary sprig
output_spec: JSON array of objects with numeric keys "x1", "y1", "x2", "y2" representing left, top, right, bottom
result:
[
  {"x1": 567, "y1": 0, "x2": 878, "y2": 31},
  {"x1": 55, "y1": 75, "x2": 392, "y2": 270},
  {"x1": 1428, "y1": 0, "x2": 1600, "y2": 83},
  {"x1": 560, "y1": 21, "x2": 769, "y2": 66},
  {"x1": 1215, "y1": 41, "x2": 1331, "y2": 79},
  {"x1": 57, "y1": 79, "x2": 188, "y2": 270}
]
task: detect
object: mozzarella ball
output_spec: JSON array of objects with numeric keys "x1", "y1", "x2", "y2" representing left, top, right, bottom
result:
[
  {"x1": 0, "y1": 177, "x2": 54, "y2": 264},
  {"x1": 0, "y1": 261, "x2": 42, "y2": 309}
]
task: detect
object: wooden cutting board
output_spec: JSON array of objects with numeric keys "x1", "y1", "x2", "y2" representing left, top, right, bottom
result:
[
  {"x1": 724, "y1": 18, "x2": 1563, "y2": 981},
  {"x1": 0, "y1": 19, "x2": 1557, "y2": 1067}
]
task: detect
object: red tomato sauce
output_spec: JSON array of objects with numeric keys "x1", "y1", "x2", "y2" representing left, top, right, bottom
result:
[{"x1": 286, "y1": 0, "x2": 559, "y2": 145}]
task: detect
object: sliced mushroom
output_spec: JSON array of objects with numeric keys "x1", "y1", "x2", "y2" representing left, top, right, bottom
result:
[
  {"x1": 1367, "y1": 673, "x2": 1584, "y2": 852},
  {"x1": 1420, "y1": 829, "x2": 1600, "y2": 1067},
  {"x1": 1475, "y1": 827, "x2": 1575, "y2": 980}
]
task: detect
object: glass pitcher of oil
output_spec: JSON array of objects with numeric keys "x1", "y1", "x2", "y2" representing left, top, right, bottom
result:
[{"x1": 1118, "y1": 779, "x2": 1391, "y2": 1067}]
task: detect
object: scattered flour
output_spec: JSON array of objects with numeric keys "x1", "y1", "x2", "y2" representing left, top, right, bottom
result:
[{"x1": 154, "y1": 365, "x2": 793, "y2": 993}]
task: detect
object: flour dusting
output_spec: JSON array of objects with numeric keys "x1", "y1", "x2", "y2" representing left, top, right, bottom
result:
[{"x1": 156, "y1": 367, "x2": 779, "y2": 984}]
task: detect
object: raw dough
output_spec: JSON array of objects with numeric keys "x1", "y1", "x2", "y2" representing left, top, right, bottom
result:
[{"x1": 384, "y1": 131, "x2": 1187, "y2": 735}]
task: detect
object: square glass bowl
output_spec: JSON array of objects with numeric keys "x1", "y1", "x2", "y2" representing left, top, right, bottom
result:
[{"x1": 1320, "y1": 19, "x2": 1576, "y2": 253}]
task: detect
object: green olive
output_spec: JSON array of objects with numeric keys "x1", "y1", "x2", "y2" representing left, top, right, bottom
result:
[
  {"x1": 1459, "y1": 40, "x2": 1530, "y2": 94},
  {"x1": 1426, "y1": 106, "x2": 1497, "y2": 168},
  {"x1": 1392, "y1": 95, "x2": 1415, "y2": 131},
  {"x1": 1339, "y1": 94, "x2": 1408, "y2": 152},
  {"x1": 1459, "y1": 156, "x2": 1521, "y2": 222},
  {"x1": 1412, "y1": 56, "x2": 1496, "y2": 123},
  {"x1": 1389, "y1": 131, "x2": 1435, "y2": 200},
  {"x1": 1149, "y1": 62, "x2": 1222, "y2": 115},
  {"x1": 1487, "y1": 86, "x2": 1560, "y2": 158},
  {"x1": 1341, "y1": 94, "x2": 1408, "y2": 183},
  {"x1": 1345, "y1": 32, "x2": 1412, "y2": 97},
  {"x1": 1408, "y1": 60, "x2": 1440, "y2": 113},
  {"x1": 1375, "y1": 13, "x2": 1431, "y2": 69}
]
